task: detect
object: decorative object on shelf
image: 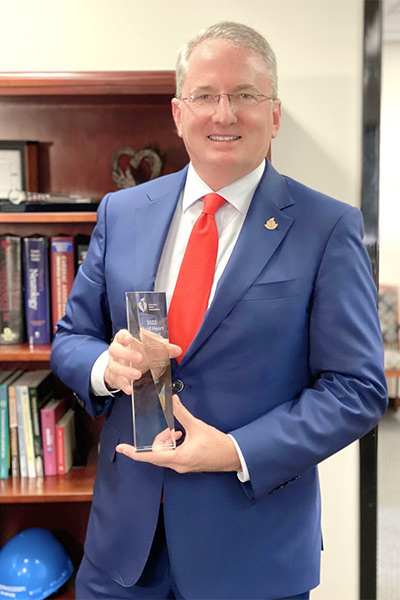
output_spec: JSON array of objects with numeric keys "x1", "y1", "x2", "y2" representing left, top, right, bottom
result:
[
  {"x1": 1, "y1": 190, "x2": 99, "y2": 213},
  {"x1": 110, "y1": 145, "x2": 164, "y2": 189},
  {"x1": 0, "y1": 141, "x2": 39, "y2": 201}
]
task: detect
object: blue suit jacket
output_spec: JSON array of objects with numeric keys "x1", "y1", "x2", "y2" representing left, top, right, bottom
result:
[{"x1": 50, "y1": 161, "x2": 387, "y2": 599}]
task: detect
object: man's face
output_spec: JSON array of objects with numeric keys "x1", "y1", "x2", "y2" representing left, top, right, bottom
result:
[{"x1": 172, "y1": 39, "x2": 281, "y2": 190}]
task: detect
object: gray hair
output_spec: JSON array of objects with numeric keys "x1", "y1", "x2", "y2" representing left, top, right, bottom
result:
[{"x1": 175, "y1": 21, "x2": 278, "y2": 99}]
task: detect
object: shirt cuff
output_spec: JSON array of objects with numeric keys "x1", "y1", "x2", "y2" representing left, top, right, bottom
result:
[
  {"x1": 227, "y1": 433, "x2": 250, "y2": 483},
  {"x1": 91, "y1": 349, "x2": 118, "y2": 396}
]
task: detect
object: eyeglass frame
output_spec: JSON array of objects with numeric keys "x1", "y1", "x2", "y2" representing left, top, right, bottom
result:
[{"x1": 178, "y1": 92, "x2": 277, "y2": 111}]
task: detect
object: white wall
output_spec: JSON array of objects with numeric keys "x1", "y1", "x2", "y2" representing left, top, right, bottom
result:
[
  {"x1": 379, "y1": 41, "x2": 400, "y2": 288},
  {"x1": 1, "y1": 1, "x2": 365, "y2": 598}
]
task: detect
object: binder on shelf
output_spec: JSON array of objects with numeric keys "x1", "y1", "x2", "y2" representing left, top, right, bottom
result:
[
  {"x1": 40, "y1": 397, "x2": 66, "y2": 476},
  {"x1": 22, "y1": 236, "x2": 51, "y2": 345}
]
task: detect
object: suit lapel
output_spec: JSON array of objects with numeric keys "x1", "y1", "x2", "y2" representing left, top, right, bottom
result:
[
  {"x1": 179, "y1": 163, "x2": 295, "y2": 365},
  {"x1": 131, "y1": 170, "x2": 187, "y2": 290}
]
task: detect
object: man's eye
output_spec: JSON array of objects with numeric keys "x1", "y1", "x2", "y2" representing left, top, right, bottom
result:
[
  {"x1": 197, "y1": 94, "x2": 212, "y2": 101},
  {"x1": 238, "y1": 93, "x2": 255, "y2": 100}
]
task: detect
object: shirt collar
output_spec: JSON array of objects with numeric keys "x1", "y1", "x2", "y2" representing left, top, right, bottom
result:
[{"x1": 182, "y1": 161, "x2": 266, "y2": 215}]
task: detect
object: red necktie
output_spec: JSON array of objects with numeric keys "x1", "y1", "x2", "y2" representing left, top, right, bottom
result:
[{"x1": 168, "y1": 193, "x2": 227, "y2": 362}]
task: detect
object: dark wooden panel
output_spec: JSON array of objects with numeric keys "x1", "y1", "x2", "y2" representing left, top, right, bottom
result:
[{"x1": 0, "y1": 98, "x2": 187, "y2": 198}]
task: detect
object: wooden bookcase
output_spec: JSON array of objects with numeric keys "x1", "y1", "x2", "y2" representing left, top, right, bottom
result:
[{"x1": 0, "y1": 71, "x2": 187, "y2": 595}]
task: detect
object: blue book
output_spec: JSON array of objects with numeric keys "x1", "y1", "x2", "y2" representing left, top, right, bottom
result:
[{"x1": 23, "y1": 236, "x2": 51, "y2": 345}]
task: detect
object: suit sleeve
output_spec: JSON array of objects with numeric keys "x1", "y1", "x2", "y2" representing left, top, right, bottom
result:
[
  {"x1": 231, "y1": 206, "x2": 387, "y2": 500},
  {"x1": 50, "y1": 194, "x2": 114, "y2": 419}
]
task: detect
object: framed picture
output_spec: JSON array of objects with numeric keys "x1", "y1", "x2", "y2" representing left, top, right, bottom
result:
[{"x1": 0, "y1": 140, "x2": 39, "y2": 200}]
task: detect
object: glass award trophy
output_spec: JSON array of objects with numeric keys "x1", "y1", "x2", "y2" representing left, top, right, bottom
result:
[{"x1": 125, "y1": 291, "x2": 176, "y2": 452}]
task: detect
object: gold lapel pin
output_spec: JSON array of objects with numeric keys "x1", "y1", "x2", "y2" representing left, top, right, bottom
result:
[{"x1": 264, "y1": 217, "x2": 278, "y2": 230}]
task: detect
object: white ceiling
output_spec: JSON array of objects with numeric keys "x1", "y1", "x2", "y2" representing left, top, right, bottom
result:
[{"x1": 383, "y1": 0, "x2": 400, "y2": 42}]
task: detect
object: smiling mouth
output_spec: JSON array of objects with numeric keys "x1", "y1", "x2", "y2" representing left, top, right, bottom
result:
[{"x1": 208, "y1": 135, "x2": 241, "y2": 141}]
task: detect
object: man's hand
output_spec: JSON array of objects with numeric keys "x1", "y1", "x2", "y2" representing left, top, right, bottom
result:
[
  {"x1": 116, "y1": 395, "x2": 242, "y2": 473},
  {"x1": 104, "y1": 329, "x2": 181, "y2": 395}
]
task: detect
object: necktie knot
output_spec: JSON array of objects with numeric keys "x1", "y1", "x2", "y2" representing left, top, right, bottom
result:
[{"x1": 202, "y1": 193, "x2": 226, "y2": 216}]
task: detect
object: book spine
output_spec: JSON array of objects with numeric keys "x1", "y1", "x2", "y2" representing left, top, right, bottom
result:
[
  {"x1": 0, "y1": 236, "x2": 24, "y2": 344},
  {"x1": 16, "y1": 386, "x2": 27, "y2": 477},
  {"x1": 40, "y1": 399, "x2": 66, "y2": 477},
  {"x1": 50, "y1": 237, "x2": 75, "y2": 332},
  {"x1": 8, "y1": 384, "x2": 19, "y2": 477},
  {"x1": 41, "y1": 408, "x2": 56, "y2": 476},
  {"x1": 29, "y1": 386, "x2": 44, "y2": 477},
  {"x1": 56, "y1": 423, "x2": 66, "y2": 474},
  {"x1": 23, "y1": 236, "x2": 51, "y2": 345},
  {"x1": 20, "y1": 385, "x2": 36, "y2": 478},
  {"x1": 0, "y1": 383, "x2": 9, "y2": 478},
  {"x1": 74, "y1": 234, "x2": 90, "y2": 272}
]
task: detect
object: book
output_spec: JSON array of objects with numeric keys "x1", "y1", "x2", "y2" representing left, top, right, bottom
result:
[
  {"x1": 55, "y1": 408, "x2": 75, "y2": 475},
  {"x1": 15, "y1": 372, "x2": 38, "y2": 478},
  {"x1": 40, "y1": 397, "x2": 66, "y2": 476},
  {"x1": 24, "y1": 370, "x2": 55, "y2": 477},
  {"x1": 74, "y1": 234, "x2": 91, "y2": 272},
  {"x1": 7, "y1": 370, "x2": 24, "y2": 478},
  {"x1": 0, "y1": 235, "x2": 24, "y2": 344},
  {"x1": 0, "y1": 370, "x2": 23, "y2": 478},
  {"x1": 0, "y1": 370, "x2": 10, "y2": 477},
  {"x1": 11, "y1": 372, "x2": 31, "y2": 477},
  {"x1": 22, "y1": 236, "x2": 51, "y2": 345},
  {"x1": 50, "y1": 236, "x2": 75, "y2": 332}
]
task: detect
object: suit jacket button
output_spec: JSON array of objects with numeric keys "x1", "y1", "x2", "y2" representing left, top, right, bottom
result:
[{"x1": 172, "y1": 379, "x2": 184, "y2": 393}]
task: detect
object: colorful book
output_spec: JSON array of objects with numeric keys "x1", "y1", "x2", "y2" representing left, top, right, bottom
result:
[
  {"x1": 24, "y1": 370, "x2": 55, "y2": 477},
  {"x1": 56, "y1": 408, "x2": 75, "y2": 475},
  {"x1": 0, "y1": 235, "x2": 24, "y2": 344},
  {"x1": 0, "y1": 370, "x2": 23, "y2": 478},
  {"x1": 22, "y1": 236, "x2": 51, "y2": 345},
  {"x1": 50, "y1": 236, "x2": 75, "y2": 332},
  {"x1": 8, "y1": 370, "x2": 24, "y2": 478},
  {"x1": 40, "y1": 397, "x2": 66, "y2": 476}
]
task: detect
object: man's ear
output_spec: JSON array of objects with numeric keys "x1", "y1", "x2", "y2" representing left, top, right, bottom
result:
[
  {"x1": 171, "y1": 98, "x2": 183, "y2": 138},
  {"x1": 271, "y1": 100, "x2": 282, "y2": 139}
]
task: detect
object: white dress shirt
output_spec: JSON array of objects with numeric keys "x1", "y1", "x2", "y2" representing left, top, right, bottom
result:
[{"x1": 91, "y1": 161, "x2": 266, "y2": 481}]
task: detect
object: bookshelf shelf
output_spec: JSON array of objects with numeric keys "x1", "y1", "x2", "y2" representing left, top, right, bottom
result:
[
  {"x1": 0, "y1": 343, "x2": 51, "y2": 361},
  {"x1": 0, "y1": 212, "x2": 98, "y2": 224},
  {"x1": 0, "y1": 450, "x2": 97, "y2": 503}
]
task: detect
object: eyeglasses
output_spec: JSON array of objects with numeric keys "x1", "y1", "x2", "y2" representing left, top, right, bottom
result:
[{"x1": 179, "y1": 92, "x2": 276, "y2": 112}]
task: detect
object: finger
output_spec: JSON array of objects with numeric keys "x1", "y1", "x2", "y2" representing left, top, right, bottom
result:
[
  {"x1": 114, "y1": 329, "x2": 135, "y2": 346},
  {"x1": 110, "y1": 342, "x2": 144, "y2": 367},
  {"x1": 172, "y1": 394, "x2": 196, "y2": 429},
  {"x1": 116, "y1": 443, "x2": 137, "y2": 459},
  {"x1": 169, "y1": 344, "x2": 182, "y2": 359},
  {"x1": 105, "y1": 361, "x2": 142, "y2": 386},
  {"x1": 116, "y1": 443, "x2": 175, "y2": 465}
]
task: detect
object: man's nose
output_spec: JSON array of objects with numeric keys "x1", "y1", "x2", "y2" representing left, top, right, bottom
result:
[{"x1": 211, "y1": 95, "x2": 237, "y2": 124}]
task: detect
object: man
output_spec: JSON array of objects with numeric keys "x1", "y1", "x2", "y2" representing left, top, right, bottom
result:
[{"x1": 50, "y1": 21, "x2": 387, "y2": 600}]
